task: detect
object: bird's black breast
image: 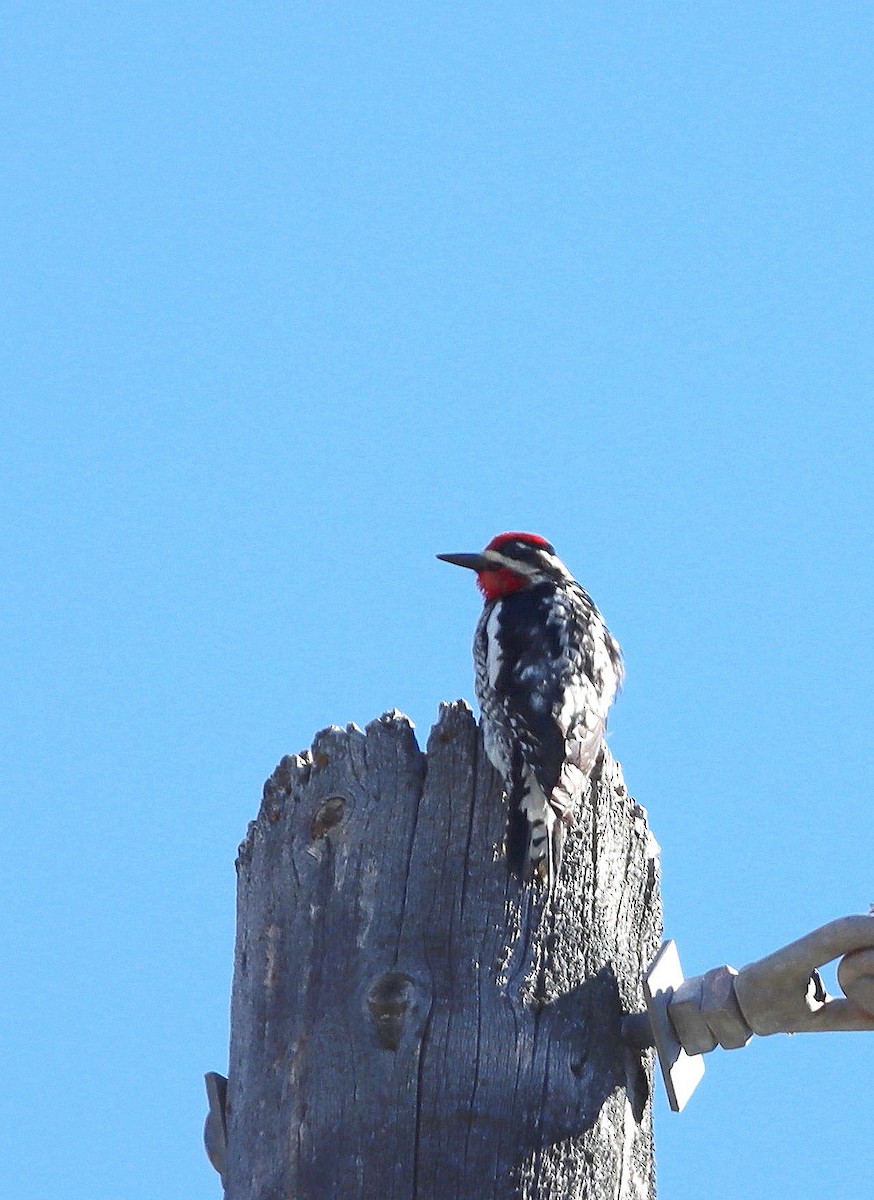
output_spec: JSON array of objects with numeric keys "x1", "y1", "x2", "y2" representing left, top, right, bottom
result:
[{"x1": 489, "y1": 583, "x2": 570, "y2": 795}]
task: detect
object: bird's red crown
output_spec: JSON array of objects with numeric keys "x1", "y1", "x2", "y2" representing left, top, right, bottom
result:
[{"x1": 485, "y1": 531, "x2": 554, "y2": 553}]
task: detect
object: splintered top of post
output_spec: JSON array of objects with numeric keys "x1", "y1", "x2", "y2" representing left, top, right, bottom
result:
[
  {"x1": 238, "y1": 702, "x2": 479, "y2": 868},
  {"x1": 264, "y1": 703, "x2": 475, "y2": 794}
]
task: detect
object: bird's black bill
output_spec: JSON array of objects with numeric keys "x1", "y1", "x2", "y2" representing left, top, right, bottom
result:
[{"x1": 436, "y1": 552, "x2": 492, "y2": 571}]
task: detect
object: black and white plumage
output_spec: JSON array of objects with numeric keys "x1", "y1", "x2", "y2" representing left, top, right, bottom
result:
[{"x1": 438, "y1": 532, "x2": 623, "y2": 888}]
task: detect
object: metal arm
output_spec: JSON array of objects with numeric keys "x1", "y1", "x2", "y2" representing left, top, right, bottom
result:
[{"x1": 624, "y1": 913, "x2": 874, "y2": 1111}]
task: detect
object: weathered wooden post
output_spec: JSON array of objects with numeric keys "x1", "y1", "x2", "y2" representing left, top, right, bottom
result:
[{"x1": 219, "y1": 700, "x2": 661, "y2": 1199}]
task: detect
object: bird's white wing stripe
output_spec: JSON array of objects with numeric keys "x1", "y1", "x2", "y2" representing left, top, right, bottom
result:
[{"x1": 485, "y1": 601, "x2": 504, "y2": 689}]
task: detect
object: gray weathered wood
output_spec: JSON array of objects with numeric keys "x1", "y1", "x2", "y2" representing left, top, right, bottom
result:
[{"x1": 224, "y1": 701, "x2": 661, "y2": 1200}]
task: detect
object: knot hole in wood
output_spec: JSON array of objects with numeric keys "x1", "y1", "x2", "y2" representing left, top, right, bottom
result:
[
  {"x1": 310, "y1": 796, "x2": 347, "y2": 839},
  {"x1": 366, "y1": 971, "x2": 417, "y2": 1051}
]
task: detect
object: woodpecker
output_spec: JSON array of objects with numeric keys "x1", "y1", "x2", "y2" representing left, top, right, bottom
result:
[{"x1": 438, "y1": 532, "x2": 623, "y2": 888}]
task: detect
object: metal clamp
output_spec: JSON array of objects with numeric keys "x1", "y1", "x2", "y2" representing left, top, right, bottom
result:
[
  {"x1": 624, "y1": 914, "x2": 874, "y2": 1111},
  {"x1": 204, "y1": 1071, "x2": 228, "y2": 1180}
]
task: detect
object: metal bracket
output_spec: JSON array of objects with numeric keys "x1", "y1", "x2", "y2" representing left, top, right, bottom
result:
[
  {"x1": 624, "y1": 914, "x2": 874, "y2": 1111},
  {"x1": 204, "y1": 1071, "x2": 228, "y2": 1180},
  {"x1": 642, "y1": 939, "x2": 706, "y2": 1112}
]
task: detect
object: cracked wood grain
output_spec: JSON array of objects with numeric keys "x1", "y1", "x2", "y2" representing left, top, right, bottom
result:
[{"x1": 223, "y1": 702, "x2": 661, "y2": 1200}]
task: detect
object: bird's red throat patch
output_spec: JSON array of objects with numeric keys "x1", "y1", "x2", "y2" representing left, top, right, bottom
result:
[{"x1": 477, "y1": 568, "x2": 529, "y2": 601}]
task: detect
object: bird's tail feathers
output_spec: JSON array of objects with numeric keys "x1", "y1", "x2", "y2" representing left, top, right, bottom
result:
[
  {"x1": 506, "y1": 772, "x2": 569, "y2": 890},
  {"x1": 505, "y1": 797, "x2": 530, "y2": 880}
]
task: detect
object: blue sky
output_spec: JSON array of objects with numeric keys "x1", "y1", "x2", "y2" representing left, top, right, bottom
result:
[{"x1": 2, "y1": 4, "x2": 873, "y2": 1197}]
